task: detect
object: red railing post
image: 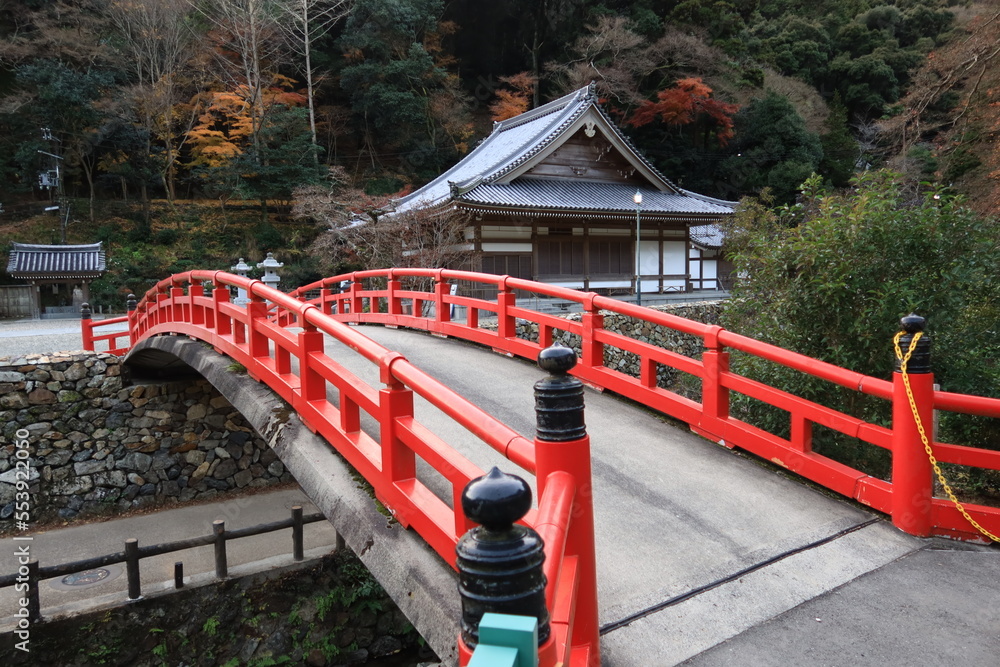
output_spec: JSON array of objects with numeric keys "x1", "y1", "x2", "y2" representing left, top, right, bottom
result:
[
  {"x1": 497, "y1": 277, "x2": 516, "y2": 340},
  {"x1": 170, "y1": 286, "x2": 184, "y2": 322},
  {"x1": 891, "y1": 314, "x2": 934, "y2": 537},
  {"x1": 387, "y1": 272, "x2": 402, "y2": 316},
  {"x1": 700, "y1": 325, "x2": 730, "y2": 442},
  {"x1": 580, "y1": 294, "x2": 604, "y2": 369},
  {"x1": 246, "y1": 293, "x2": 269, "y2": 361},
  {"x1": 189, "y1": 282, "x2": 205, "y2": 327},
  {"x1": 349, "y1": 278, "x2": 363, "y2": 316},
  {"x1": 297, "y1": 321, "x2": 326, "y2": 405},
  {"x1": 212, "y1": 281, "x2": 232, "y2": 339},
  {"x1": 322, "y1": 285, "x2": 334, "y2": 316},
  {"x1": 156, "y1": 289, "x2": 170, "y2": 326},
  {"x1": 80, "y1": 302, "x2": 94, "y2": 351},
  {"x1": 532, "y1": 344, "x2": 599, "y2": 663},
  {"x1": 126, "y1": 294, "x2": 138, "y2": 347},
  {"x1": 435, "y1": 275, "x2": 452, "y2": 324},
  {"x1": 377, "y1": 352, "x2": 416, "y2": 512}
]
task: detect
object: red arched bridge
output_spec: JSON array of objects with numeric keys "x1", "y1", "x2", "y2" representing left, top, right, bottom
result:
[{"x1": 82, "y1": 268, "x2": 1000, "y2": 666}]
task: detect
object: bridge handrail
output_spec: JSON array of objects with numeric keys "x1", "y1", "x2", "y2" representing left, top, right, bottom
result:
[
  {"x1": 82, "y1": 269, "x2": 593, "y2": 665},
  {"x1": 286, "y1": 268, "x2": 1000, "y2": 543}
]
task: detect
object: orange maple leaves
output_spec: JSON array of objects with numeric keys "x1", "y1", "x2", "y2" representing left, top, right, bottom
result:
[
  {"x1": 628, "y1": 77, "x2": 738, "y2": 145},
  {"x1": 187, "y1": 75, "x2": 308, "y2": 170},
  {"x1": 489, "y1": 72, "x2": 537, "y2": 123}
]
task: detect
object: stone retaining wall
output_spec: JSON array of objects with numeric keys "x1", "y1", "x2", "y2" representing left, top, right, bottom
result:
[
  {"x1": 511, "y1": 301, "x2": 724, "y2": 392},
  {"x1": 0, "y1": 352, "x2": 289, "y2": 525}
]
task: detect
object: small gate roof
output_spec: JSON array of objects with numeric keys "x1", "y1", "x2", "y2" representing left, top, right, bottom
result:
[{"x1": 6, "y1": 242, "x2": 106, "y2": 280}]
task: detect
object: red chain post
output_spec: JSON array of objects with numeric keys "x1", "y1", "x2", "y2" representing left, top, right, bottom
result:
[{"x1": 891, "y1": 314, "x2": 934, "y2": 537}]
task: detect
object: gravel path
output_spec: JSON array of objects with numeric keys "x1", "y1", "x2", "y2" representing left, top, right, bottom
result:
[{"x1": 0, "y1": 317, "x2": 128, "y2": 359}]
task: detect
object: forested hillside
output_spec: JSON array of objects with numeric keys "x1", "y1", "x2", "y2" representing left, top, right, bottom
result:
[{"x1": 0, "y1": 1, "x2": 995, "y2": 304}]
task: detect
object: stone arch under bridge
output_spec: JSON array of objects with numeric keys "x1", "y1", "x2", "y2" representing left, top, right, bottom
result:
[{"x1": 125, "y1": 335, "x2": 461, "y2": 663}]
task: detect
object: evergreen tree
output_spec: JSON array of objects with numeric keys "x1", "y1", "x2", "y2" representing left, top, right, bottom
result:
[
  {"x1": 720, "y1": 92, "x2": 822, "y2": 203},
  {"x1": 818, "y1": 94, "x2": 858, "y2": 187}
]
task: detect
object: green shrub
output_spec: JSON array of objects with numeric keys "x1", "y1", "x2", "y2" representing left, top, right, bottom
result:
[{"x1": 722, "y1": 170, "x2": 1000, "y2": 485}]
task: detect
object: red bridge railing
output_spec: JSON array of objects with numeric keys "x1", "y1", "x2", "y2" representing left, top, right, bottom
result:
[
  {"x1": 82, "y1": 267, "x2": 1000, "y2": 660},
  {"x1": 281, "y1": 268, "x2": 1000, "y2": 543},
  {"x1": 81, "y1": 270, "x2": 598, "y2": 666}
]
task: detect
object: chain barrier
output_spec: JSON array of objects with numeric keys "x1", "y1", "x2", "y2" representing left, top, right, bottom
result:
[{"x1": 894, "y1": 331, "x2": 1000, "y2": 542}]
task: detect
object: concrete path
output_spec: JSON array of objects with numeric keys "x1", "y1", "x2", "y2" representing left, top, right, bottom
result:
[
  {"x1": 322, "y1": 325, "x2": 998, "y2": 666},
  {"x1": 0, "y1": 317, "x2": 127, "y2": 359},
  {"x1": 0, "y1": 488, "x2": 340, "y2": 630}
]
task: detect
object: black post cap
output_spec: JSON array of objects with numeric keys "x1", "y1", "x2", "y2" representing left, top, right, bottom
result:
[
  {"x1": 900, "y1": 313, "x2": 926, "y2": 334},
  {"x1": 895, "y1": 313, "x2": 931, "y2": 374},
  {"x1": 462, "y1": 466, "x2": 532, "y2": 531},
  {"x1": 80, "y1": 302, "x2": 91, "y2": 320},
  {"x1": 126, "y1": 294, "x2": 137, "y2": 311},
  {"x1": 537, "y1": 342, "x2": 577, "y2": 374}
]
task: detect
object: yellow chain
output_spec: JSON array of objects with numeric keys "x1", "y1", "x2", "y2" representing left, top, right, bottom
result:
[{"x1": 893, "y1": 331, "x2": 1000, "y2": 542}]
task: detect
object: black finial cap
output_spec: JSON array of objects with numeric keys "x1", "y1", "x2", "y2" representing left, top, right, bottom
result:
[
  {"x1": 461, "y1": 467, "x2": 532, "y2": 531},
  {"x1": 900, "y1": 313, "x2": 925, "y2": 333},
  {"x1": 537, "y1": 342, "x2": 577, "y2": 375}
]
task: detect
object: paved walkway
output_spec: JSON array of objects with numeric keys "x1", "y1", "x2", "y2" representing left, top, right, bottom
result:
[
  {"x1": 0, "y1": 317, "x2": 127, "y2": 359},
  {"x1": 0, "y1": 488, "x2": 340, "y2": 630}
]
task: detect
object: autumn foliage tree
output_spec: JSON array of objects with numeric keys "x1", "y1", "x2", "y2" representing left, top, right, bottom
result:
[
  {"x1": 489, "y1": 72, "x2": 537, "y2": 122},
  {"x1": 628, "y1": 77, "x2": 738, "y2": 147},
  {"x1": 186, "y1": 77, "x2": 317, "y2": 210}
]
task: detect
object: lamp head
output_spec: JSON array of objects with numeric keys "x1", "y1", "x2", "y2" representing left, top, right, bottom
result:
[{"x1": 633, "y1": 190, "x2": 643, "y2": 205}]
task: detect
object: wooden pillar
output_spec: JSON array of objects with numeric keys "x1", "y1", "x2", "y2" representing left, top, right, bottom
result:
[
  {"x1": 684, "y1": 224, "x2": 692, "y2": 292},
  {"x1": 30, "y1": 282, "x2": 40, "y2": 319}
]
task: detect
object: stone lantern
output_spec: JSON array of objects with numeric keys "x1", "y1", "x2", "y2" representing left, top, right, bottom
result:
[
  {"x1": 257, "y1": 252, "x2": 283, "y2": 292},
  {"x1": 231, "y1": 257, "x2": 252, "y2": 305}
]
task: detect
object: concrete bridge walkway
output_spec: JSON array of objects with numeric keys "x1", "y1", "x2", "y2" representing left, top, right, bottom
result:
[{"x1": 321, "y1": 325, "x2": 998, "y2": 666}]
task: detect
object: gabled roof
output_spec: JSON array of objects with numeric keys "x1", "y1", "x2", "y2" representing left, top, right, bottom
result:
[
  {"x1": 6, "y1": 242, "x2": 106, "y2": 279},
  {"x1": 392, "y1": 84, "x2": 735, "y2": 219}
]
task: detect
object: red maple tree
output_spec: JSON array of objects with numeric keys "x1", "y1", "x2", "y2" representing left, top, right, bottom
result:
[{"x1": 628, "y1": 78, "x2": 738, "y2": 146}]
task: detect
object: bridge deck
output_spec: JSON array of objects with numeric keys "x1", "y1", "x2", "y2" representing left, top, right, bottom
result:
[{"x1": 324, "y1": 325, "x2": 937, "y2": 665}]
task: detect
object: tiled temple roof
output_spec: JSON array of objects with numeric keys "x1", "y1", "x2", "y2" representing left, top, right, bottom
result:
[{"x1": 392, "y1": 84, "x2": 736, "y2": 220}]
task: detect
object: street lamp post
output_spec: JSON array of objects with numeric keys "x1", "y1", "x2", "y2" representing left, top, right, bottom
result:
[{"x1": 633, "y1": 190, "x2": 643, "y2": 306}]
